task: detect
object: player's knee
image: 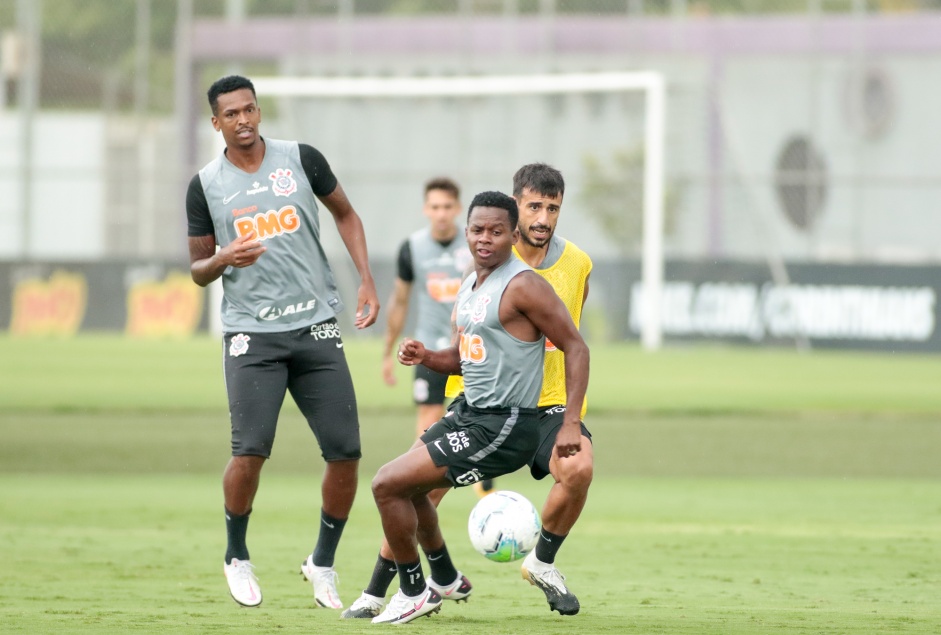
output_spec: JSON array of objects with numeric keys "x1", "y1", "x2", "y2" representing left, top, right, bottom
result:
[
  {"x1": 559, "y1": 454, "x2": 593, "y2": 491},
  {"x1": 371, "y1": 464, "x2": 405, "y2": 504},
  {"x1": 371, "y1": 467, "x2": 392, "y2": 503}
]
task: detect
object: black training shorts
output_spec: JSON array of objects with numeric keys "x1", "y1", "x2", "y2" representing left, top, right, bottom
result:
[
  {"x1": 223, "y1": 320, "x2": 361, "y2": 461},
  {"x1": 419, "y1": 398, "x2": 540, "y2": 487},
  {"x1": 413, "y1": 365, "x2": 448, "y2": 406},
  {"x1": 527, "y1": 404, "x2": 593, "y2": 480}
]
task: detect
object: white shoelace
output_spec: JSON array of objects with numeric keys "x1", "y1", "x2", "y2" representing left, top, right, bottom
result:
[
  {"x1": 536, "y1": 566, "x2": 568, "y2": 593},
  {"x1": 231, "y1": 561, "x2": 258, "y2": 580}
]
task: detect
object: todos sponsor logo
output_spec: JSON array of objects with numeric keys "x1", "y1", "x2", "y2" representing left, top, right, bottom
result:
[
  {"x1": 445, "y1": 430, "x2": 470, "y2": 452},
  {"x1": 310, "y1": 321, "x2": 341, "y2": 339}
]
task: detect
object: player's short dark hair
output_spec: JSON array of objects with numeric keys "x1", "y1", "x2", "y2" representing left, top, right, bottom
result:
[
  {"x1": 512, "y1": 163, "x2": 565, "y2": 199},
  {"x1": 207, "y1": 75, "x2": 256, "y2": 116},
  {"x1": 424, "y1": 177, "x2": 460, "y2": 201},
  {"x1": 468, "y1": 191, "x2": 519, "y2": 229}
]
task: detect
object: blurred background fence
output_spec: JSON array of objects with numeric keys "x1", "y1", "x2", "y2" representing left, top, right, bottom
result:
[{"x1": 1, "y1": 0, "x2": 940, "y2": 350}]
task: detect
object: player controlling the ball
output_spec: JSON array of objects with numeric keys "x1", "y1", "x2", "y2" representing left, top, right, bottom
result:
[
  {"x1": 368, "y1": 191, "x2": 590, "y2": 624},
  {"x1": 346, "y1": 164, "x2": 592, "y2": 619}
]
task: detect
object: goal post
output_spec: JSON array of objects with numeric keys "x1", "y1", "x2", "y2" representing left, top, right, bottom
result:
[{"x1": 252, "y1": 72, "x2": 666, "y2": 351}]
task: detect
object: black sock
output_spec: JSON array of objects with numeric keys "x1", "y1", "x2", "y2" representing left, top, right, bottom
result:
[
  {"x1": 534, "y1": 528, "x2": 566, "y2": 565},
  {"x1": 224, "y1": 507, "x2": 251, "y2": 564},
  {"x1": 396, "y1": 559, "x2": 426, "y2": 597},
  {"x1": 312, "y1": 509, "x2": 347, "y2": 568},
  {"x1": 364, "y1": 554, "x2": 398, "y2": 598},
  {"x1": 423, "y1": 544, "x2": 458, "y2": 586}
]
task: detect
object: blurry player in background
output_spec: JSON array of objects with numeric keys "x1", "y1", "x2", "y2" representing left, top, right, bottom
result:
[
  {"x1": 381, "y1": 178, "x2": 469, "y2": 438},
  {"x1": 186, "y1": 74, "x2": 379, "y2": 610}
]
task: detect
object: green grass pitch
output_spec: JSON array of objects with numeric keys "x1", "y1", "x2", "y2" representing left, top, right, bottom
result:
[{"x1": 1, "y1": 335, "x2": 940, "y2": 634}]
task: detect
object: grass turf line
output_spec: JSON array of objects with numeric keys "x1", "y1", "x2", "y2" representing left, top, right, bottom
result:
[
  {"x1": 2, "y1": 335, "x2": 941, "y2": 414},
  {"x1": 1, "y1": 474, "x2": 939, "y2": 634}
]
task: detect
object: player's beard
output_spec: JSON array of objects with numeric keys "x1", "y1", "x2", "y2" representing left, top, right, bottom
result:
[{"x1": 520, "y1": 223, "x2": 553, "y2": 248}]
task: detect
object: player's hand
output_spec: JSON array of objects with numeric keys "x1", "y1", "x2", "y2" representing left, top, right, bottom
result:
[
  {"x1": 382, "y1": 354, "x2": 397, "y2": 386},
  {"x1": 221, "y1": 231, "x2": 266, "y2": 268},
  {"x1": 354, "y1": 279, "x2": 380, "y2": 329},
  {"x1": 397, "y1": 338, "x2": 425, "y2": 366},
  {"x1": 553, "y1": 420, "x2": 582, "y2": 459}
]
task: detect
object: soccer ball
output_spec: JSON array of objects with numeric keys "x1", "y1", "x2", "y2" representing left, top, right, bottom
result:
[{"x1": 467, "y1": 490, "x2": 541, "y2": 563}]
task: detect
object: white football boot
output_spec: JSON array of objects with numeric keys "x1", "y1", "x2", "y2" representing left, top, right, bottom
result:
[
  {"x1": 223, "y1": 558, "x2": 262, "y2": 607},
  {"x1": 300, "y1": 554, "x2": 343, "y2": 609}
]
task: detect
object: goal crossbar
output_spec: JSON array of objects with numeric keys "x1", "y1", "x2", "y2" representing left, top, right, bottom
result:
[
  {"x1": 253, "y1": 72, "x2": 665, "y2": 350},
  {"x1": 254, "y1": 72, "x2": 661, "y2": 98}
]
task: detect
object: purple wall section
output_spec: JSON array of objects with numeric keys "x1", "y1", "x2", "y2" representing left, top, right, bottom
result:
[{"x1": 191, "y1": 14, "x2": 941, "y2": 61}]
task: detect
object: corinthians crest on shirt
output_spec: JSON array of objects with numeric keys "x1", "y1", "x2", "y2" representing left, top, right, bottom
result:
[
  {"x1": 470, "y1": 294, "x2": 491, "y2": 324},
  {"x1": 269, "y1": 168, "x2": 298, "y2": 197}
]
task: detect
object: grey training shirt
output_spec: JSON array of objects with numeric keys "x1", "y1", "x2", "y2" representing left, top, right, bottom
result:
[
  {"x1": 456, "y1": 258, "x2": 545, "y2": 409},
  {"x1": 186, "y1": 138, "x2": 344, "y2": 333}
]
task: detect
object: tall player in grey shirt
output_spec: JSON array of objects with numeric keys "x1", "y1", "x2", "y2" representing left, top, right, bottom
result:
[
  {"x1": 381, "y1": 177, "x2": 470, "y2": 438},
  {"x1": 186, "y1": 75, "x2": 380, "y2": 610},
  {"x1": 367, "y1": 191, "x2": 589, "y2": 624}
]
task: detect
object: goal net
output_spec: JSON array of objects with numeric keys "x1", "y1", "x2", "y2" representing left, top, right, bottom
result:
[{"x1": 252, "y1": 72, "x2": 666, "y2": 350}]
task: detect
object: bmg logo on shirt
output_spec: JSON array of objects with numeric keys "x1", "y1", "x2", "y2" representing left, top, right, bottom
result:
[
  {"x1": 459, "y1": 333, "x2": 487, "y2": 364},
  {"x1": 426, "y1": 274, "x2": 461, "y2": 303},
  {"x1": 234, "y1": 205, "x2": 300, "y2": 241}
]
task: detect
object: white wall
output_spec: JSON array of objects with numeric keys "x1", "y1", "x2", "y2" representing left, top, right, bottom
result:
[{"x1": 0, "y1": 112, "x2": 105, "y2": 259}]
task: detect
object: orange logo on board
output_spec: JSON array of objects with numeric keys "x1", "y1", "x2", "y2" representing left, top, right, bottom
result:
[
  {"x1": 126, "y1": 272, "x2": 204, "y2": 337},
  {"x1": 10, "y1": 271, "x2": 87, "y2": 336}
]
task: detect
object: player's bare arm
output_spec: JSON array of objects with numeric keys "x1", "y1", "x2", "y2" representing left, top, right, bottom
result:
[
  {"x1": 504, "y1": 272, "x2": 590, "y2": 457},
  {"x1": 318, "y1": 183, "x2": 380, "y2": 328},
  {"x1": 397, "y1": 337, "x2": 461, "y2": 376},
  {"x1": 446, "y1": 266, "x2": 472, "y2": 350},
  {"x1": 188, "y1": 231, "x2": 266, "y2": 287},
  {"x1": 382, "y1": 278, "x2": 412, "y2": 385},
  {"x1": 448, "y1": 303, "x2": 464, "y2": 351}
]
